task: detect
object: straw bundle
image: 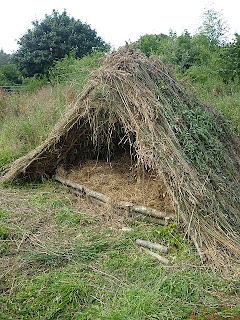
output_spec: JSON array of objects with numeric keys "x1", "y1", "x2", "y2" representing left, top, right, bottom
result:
[{"x1": 2, "y1": 48, "x2": 240, "y2": 266}]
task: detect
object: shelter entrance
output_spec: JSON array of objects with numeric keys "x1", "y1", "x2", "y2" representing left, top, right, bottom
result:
[{"x1": 57, "y1": 151, "x2": 174, "y2": 216}]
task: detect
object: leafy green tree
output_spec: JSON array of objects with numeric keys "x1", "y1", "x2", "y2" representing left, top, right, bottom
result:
[
  {"x1": 137, "y1": 31, "x2": 215, "y2": 75},
  {"x1": 14, "y1": 10, "x2": 107, "y2": 77},
  {"x1": 220, "y1": 33, "x2": 240, "y2": 81},
  {"x1": 137, "y1": 33, "x2": 174, "y2": 58},
  {"x1": 174, "y1": 30, "x2": 198, "y2": 72}
]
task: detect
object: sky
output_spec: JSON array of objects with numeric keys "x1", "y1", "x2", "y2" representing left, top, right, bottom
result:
[{"x1": 0, "y1": 0, "x2": 240, "y2": 54}]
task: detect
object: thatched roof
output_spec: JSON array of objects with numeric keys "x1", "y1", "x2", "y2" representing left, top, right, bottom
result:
[{"x1": 2, "y1": 48, "x2": 240, "y2": 266}]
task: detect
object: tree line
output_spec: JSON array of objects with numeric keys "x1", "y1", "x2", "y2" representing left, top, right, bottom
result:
[
  {"x1": 0, "y1": 7, "x2": 240, "y2": 86},
  {"x1": 136, "y1": 8, "x2": 240, "y2": 83}
]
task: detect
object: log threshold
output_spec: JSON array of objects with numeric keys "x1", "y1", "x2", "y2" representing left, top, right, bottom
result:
[{"x1": 55, "y1": 175, "x2": 174, "y2": 225}]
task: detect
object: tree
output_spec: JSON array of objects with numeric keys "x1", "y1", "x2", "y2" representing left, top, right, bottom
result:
[
  {"x1": 14, "y1": 10, "x2": 107, "y2": 77},
  {"x1": 198, "y1": 6, "x2": 229, "y2": 44},
  {"x1": 174, "y1": 30, "x2": 197, "y2": 71},
  {"x1": 0, "y1": 49, "x2": 12, "y2": 66},
  {"x1": 220, "y1": 33, "x2": 240, "y2": 81},
  {"x1": 0, "y1": 49, "x2": 21, "y2": 85}
]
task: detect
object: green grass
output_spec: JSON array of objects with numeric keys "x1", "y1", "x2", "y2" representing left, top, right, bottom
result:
[
  {"x1": 2, "y1": 264, "x2": 237, "y2": 320},
  {"x1": 193, "y1": 77, "x2": 240, "y2": 133},
  {"x1": 0, "y1": 181, "x2": 239, "y2": 320},
  {"x1": 0, "y1": 209, "x2": 10, "y2": 254}
]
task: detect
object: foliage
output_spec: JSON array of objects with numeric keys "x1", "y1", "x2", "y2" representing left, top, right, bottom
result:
[
  {"x1": 50, "y1": 50, "x2": 104, "y2": 86},
  {"x1": 198, "y1": 6, "x2": 229, "y2": 44},
  {"x1": 14, "y1": 9, "x2": 107, "y2": 77},
  {"x1": 0, "y1": 63, "x2": 22, "y2": 86},
  {"x1": 136, "y1": 5, "x2": 240, "y2": 128},
  {"x1": 0, "y1": 52, "x2": 102, "y2": 170},
  {"x1": 22, "y1": 76, "x2": 49, "y2": 93},
  {"x1": 136, "y1": 6, "x2": 236, "y2": 84},
  {"x1": 136, "y1": 32, "x2": 177, "y2": 62},
  {"x1": 137, "y1": 31, "x2": 221, "y2": 77},
  {"x1": 0, "y1": 49, "x2": 12, "y2": 66},
  {"x1": 193, "y1": 77, "x2": 240, "y2": 131},
  {"x1": 220, "y1": 33, "x2": 240, "y2": 81},
  {"x1": 0, "y1": 85, "x2": 69, "y2": 170},
  {"x1": 0, "y1": 49, "x2": 22, "y2": 86}
]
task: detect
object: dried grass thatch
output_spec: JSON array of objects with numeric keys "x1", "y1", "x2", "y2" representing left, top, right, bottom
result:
[
  {"x1": 56, "y1": 153, "x2": 174, "y2": 213},
  {"x1": 2, "y1": 48, "x2": 240, "y2": 266}
]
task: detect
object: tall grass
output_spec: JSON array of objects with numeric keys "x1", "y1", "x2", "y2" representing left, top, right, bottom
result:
[
  {"x1": 193, "y1": 77, "x2": 240, "y2": 132},
  {"x1": 0, "y1": 51, "x2": 104, "y2": 171},
  {"x1": 0, "y1": 85, "x2": 68, "y2": 168}
]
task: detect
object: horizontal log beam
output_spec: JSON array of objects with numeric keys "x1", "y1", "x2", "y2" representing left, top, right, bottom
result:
[{"x1": 55, "y1": 174, "x2": 174, "y2": 225}]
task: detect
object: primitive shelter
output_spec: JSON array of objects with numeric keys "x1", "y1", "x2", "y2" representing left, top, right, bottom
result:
[{"x1": 2, "y1": 48, "x2": 240, "y2": 266}]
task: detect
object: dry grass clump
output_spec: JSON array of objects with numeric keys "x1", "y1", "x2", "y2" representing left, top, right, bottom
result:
[{"x1": 2, "y1": 47, "x2": 240, "y2": 267}]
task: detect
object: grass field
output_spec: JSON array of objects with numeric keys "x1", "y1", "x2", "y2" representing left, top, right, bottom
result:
[
  {"x1": 0, "y1": 51, "x2": 240, "y2": 319},
  {"x1": 0, "y1": 181, "x2": 239, "y2": 319}
]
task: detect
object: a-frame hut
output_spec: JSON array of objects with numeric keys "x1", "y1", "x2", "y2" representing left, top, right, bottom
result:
[{"x1": 2, "y1": 49, "x2": 240, "y2": 266}]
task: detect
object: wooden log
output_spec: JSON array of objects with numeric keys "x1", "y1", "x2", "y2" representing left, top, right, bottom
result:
[
  {"x1": 83, "y1": 186, "x2": 108, "y2": 203},
  {"x1": 56, "y1": 176, "x2": 85, "y2": 192},
  {"x1": 68, "y1": 187, "x2": 106, "y2": 206},
  {"x1": 56, "y1": 175, "x2": 108, "y2": 202},
  {"x1": 131, "y1": 211, "x2": 166, "y2": 225},
  {"x1": 115, "y1": 200, "x2": 134, "y2": 210},
  {"x1": 116, "y1": 202, "x2": 174, "y2": 220},
  {"x1": 132, "y1": 205, "x2": 168, "y2": 219},
  {"x1": 55, "y1": 175, "x2": 173, "y2": 224},
  {"x1": 136, "y1": 239, "x2": 168, "y2": 253},
  {"x1": 141, "y1": 247, "x2": 171, "y2": 265}
]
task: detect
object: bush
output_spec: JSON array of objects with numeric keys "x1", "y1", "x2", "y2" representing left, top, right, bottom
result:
[
  {"x1": 23, "y1": 76, "x2": 49, "y2": 93},
  {"x1": 0, "y1": 63, "x2": 22, "y2": 86},
  {"x1": 50, "y1": 50, "x2": 105, "y2": 86}
]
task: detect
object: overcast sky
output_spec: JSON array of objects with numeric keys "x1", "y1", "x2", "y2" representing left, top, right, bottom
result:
[{"x1": 1, "y1": 0, "x2": 239, "y2": 54}]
